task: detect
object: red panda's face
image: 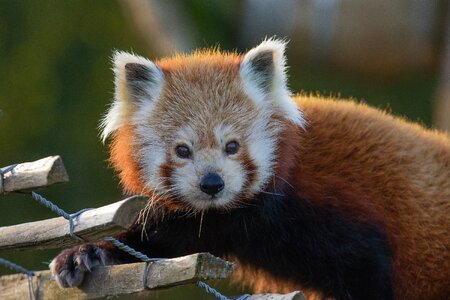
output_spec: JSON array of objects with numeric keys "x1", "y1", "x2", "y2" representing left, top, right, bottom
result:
[
  {"x1": 101, "y1": 39, "x2": 305, "y2": 211},
  {"x1": 132, "y1": 69, "x2": 281, "y2": 210}
]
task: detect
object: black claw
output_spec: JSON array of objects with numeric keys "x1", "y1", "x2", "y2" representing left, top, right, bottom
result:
[{"x1": 51, "y1": 244, "x2": 107, "y2": 288}]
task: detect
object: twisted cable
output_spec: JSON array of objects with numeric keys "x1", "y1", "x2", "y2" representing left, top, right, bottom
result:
[
  {"x1": 103, "y1": 236, "x2": 165, "y2": 262},
  {"x1": 0, "y1": 258, "x2": 35, "y2": 300},
  {"x1": 31, "y1": 192, "x2": 87, "y2": 241},
  {"x1": 196, "y1": 280, "x2": 230, "y2": 300}
]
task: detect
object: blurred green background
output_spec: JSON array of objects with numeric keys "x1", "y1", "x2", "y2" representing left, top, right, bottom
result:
[{"x1": 0, "y1": 0, "x2": 449, "y2": 298}]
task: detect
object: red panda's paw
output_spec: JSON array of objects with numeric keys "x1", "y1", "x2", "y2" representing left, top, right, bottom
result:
[{"x1": 50, "y1": 244, "x2": 109, "y2": 288}]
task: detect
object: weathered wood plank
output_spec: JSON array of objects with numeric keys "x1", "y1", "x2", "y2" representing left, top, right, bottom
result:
[
  {"x1": 1, "y1": 156, "x2": 69, "y2": 194},
  {"x1": 0, "y1": 196, "x2": 147, "y2": 251},
  {"x1": 0, "y1": 253, "x2": 234, "y2": 300},
  {"x1": 243, "y1": 291, "x2": 306, "y2": 300}
]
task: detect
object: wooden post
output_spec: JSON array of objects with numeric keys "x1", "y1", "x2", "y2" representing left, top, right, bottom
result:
[
  {"x1": 1, "y1": 156, "x2": 69, "y2": 194},
  {"x1": 0, "y1": 196, "x2": 147, "y2": 251},
  {"x1": 0, "y1": 252, "x2": 304, "y2": 300},
  {"x1": 244, "y1": 292, "x2": 306, "y2": 300},
  {"x1": 0, "y1": 253, "x2": 234, "y2": 300}
]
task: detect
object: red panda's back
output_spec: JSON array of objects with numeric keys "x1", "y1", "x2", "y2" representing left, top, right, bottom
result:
[{"x1": 292, "y1": 96, "x2": 450, "y2": 299}]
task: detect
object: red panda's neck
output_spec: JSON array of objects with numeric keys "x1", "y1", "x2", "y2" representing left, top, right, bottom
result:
[{"x1": 270, "y1": 121, "x2": 304, "y2": 192}]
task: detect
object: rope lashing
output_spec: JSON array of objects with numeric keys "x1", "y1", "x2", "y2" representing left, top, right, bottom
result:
[
  {"x1": 104, "y1": 237, "x2": 230, "y2": 300},
  {"x1": 0, "y1": 258, "x2": 36, "y2": 300},
  {"x1": 30, "y1": 192, "x2": 90, "y2": 242},
  {"x1": 0, "y1": 164, "x2": 17, "y2": 195}
]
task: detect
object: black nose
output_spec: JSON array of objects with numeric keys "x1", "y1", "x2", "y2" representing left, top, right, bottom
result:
[{"x1": 200, "y1": 173, "x2": 224, "y2": 196}]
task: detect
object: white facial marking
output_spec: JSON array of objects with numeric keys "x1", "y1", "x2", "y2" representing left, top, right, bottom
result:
[
  {"x1": 246, "y1": 113, "x2": 280, "y2": 193},
  {"x1": 173, "y1": 126, "x2": 199, "y2": 149},
  {"x1": 134, "y1": 125, "x2": 166, "y2": 193}
]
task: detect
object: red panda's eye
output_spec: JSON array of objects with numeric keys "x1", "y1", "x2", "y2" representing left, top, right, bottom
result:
[
  {"x1": 175, "y1": 145, "x2": 191, "y2": 159},
  {"x1": 225, "y1": 141, "x2": 239, "y2": 155}
]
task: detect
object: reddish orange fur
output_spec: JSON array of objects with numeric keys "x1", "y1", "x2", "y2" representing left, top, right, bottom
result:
[
  {"x1": 109, "y1": 125, "x2": 145, "y2": 195},
  {"x1": 230, "y1": 257, "x2": 325, "y2": 299},
  {"x1": 279, "y1": 96, "x2": 449, "y2": 299},
  {"x1": 156, "y1": 50, "x2": 241, "y2": 74}
]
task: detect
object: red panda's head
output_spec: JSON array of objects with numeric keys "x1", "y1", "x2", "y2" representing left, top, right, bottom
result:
[{"x1": 101, "y1": 39, "x2": 305, "y2": 211}]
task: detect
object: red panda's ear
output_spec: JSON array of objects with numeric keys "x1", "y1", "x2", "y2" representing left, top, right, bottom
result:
[
  {"x1": 100, "y1": 51, "x2": 165, "y2": 143},
  {"x1": 240, "y1": 38, "x2": 305, "y2": 128}
]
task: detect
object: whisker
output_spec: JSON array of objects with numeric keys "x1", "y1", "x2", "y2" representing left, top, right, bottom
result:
[
  {"x1": 260, "y1": 190, "x2": 285, "y2": 197},
  {"x1": 275, "y1": 175, "x2": 294, "y2": 189}
]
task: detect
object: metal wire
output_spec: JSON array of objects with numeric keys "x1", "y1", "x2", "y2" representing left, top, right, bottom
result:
[
  {"x1": 30, "y1": 192, "x2": 87, "y2": 242},
  {"x1": 0, "y1": 258, "x2": 35, "y2": 300},
  {"x1": 103, "y1": 236, "x2": 165, "y2": 262},
  {"x1": 196, "y1": 281, "x2": 230, "y2": 300},
  {"x1": 0, "y1": 258, "x2": 34, "y2": 276}
]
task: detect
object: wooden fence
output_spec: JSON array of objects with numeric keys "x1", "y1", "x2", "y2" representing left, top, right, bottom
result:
[{"x1": 0, "y1": 155, "x2": 305, "y2": 300}]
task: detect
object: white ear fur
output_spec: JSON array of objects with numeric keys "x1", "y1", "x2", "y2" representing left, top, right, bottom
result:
[
  {"x1": 240, "y1": 38, "x2": 305, "y2": 127},
  {"x1": 100, "y1": 51, "x2": 164, "y2": 142}
]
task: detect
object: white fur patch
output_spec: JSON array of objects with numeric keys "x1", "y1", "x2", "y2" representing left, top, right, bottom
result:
[
  {"x1": 214, "y1": 124, "x2": 237, "y2": 145},
  {"x1": 240, "y1": 38, "x2": 306, "y2": 129},
  {"x1": 134, "y1": 125, "x2": 166, "y2": 192},
  {"x1": 246, "y1": 113, "x2": 280, "y2": 193},
  {"x1": 173, "y1": 126, "x2": 199, "y2": 147},
  {"x1": 100, "y1": 51, "x2": 165, "y2": 142}
]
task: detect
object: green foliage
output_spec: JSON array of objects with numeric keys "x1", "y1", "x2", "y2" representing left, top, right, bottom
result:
[
  {"x1": 0, "y1": 0, "x2": 146, "y2": 275},
  {"x1": 179, "y1": 0, "x2": 237, "y2": 49},
  {"x1": 289, "y1": 65, "x2": 436, "y2": 126}
]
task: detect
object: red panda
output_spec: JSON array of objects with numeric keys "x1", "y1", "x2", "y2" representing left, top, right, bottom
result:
[{"x1": 50, "y1": 39, "x2": 450, "y2": 300}]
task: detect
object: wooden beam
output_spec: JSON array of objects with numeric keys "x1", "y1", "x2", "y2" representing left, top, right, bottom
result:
[
  {"x1": 0, "y1": 253, "x2": 234, "y2": 300},
  {"x1": 1, "y1": 156, "x2": 69, "y2": 194},
  {"x1": 243, "y1": 292, "x2": 306, "y2": 300},
  {"x1": 0, "y1": 196, "x2": 147, "y2": 251}
]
